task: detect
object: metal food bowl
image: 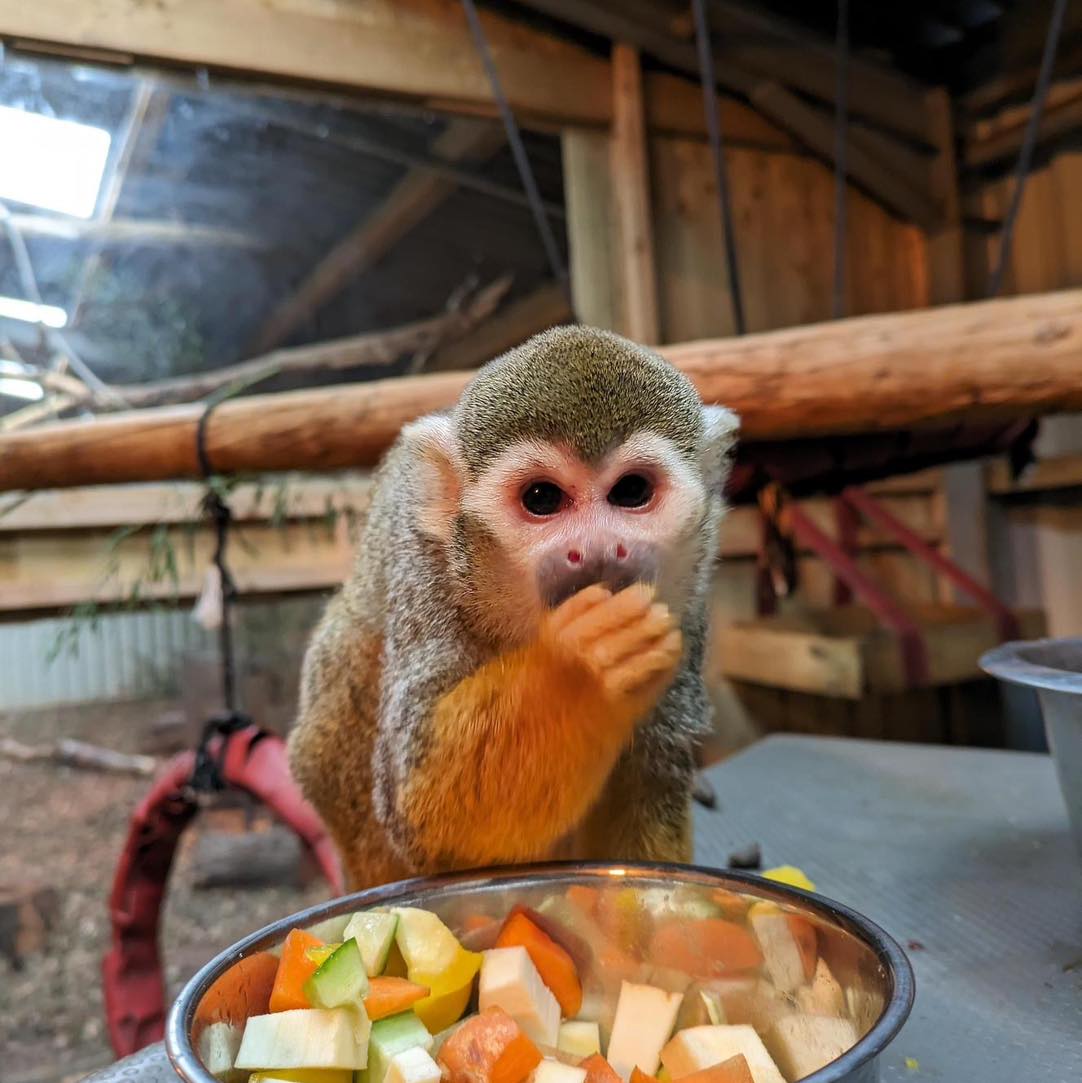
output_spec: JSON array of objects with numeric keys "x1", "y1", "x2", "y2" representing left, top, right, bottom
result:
[
  {"x1": 167, "y1": 863, "x2": 913, "y2": 1083},
  {"x1": 982, "y1": 636, "x2": 1082, "y2": 857}
]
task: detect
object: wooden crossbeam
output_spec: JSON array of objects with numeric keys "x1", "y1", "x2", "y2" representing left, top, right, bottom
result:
[
  {"x1": 251, "y1": 118, "x2": 505, "y2": 354},
  {"x1": 2, "y1": 289, "x2": 1081, "y2": 493}
]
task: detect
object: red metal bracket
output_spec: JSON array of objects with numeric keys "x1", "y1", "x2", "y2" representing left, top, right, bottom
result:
[
  {"x1": 784, "y1": 502, "x2": 931, "y2": 686},
  {"x1": 103, "y1": 725, "x2": 343, "y2": 1058},
  {"x1": 839, "y1": 487, "x2": 1020, "y2": 643}
]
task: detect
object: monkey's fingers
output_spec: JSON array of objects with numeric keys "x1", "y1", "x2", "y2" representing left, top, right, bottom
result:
[
  {"x1": 589, "y1": 603, "x2": 674, "y2": 671},
  {"x1": 563, "y1": 582, "x2": 655, "y2": 648},
  {"x1": 603, "y1": 629, "x2": 683, "y2": 698},
  {"x1": 547, "y1": 583, "x2": 613, "y2": 635}
]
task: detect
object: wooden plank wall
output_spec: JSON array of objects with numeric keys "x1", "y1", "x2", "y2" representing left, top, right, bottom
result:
[{"x1": 975, "y1": 151, "x2": 1082, "y2": 640}]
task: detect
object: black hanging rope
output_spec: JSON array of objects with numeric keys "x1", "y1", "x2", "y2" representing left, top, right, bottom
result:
[
  {"x1": 459, "y1": 0, "x2": 570, "y2": 300},
  {"x1": 831, "y1": 0, "x2": 849, "y2": 319},
  {"x1": 190, "y1": 401, "x2": 250, "y2": 792},
  {"x1": 988, "y1": 0, "x2": 1069, "y2": 298},
  {"x1": 691, "y1": 0, "x2": 745, "y2": 335}
]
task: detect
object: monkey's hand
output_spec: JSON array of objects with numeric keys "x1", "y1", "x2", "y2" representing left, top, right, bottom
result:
[
  {"x1": 383, "y1": 583, "x2": 682, "y2": 869},
  {"x1": 542, "y1": 582, "x2": 683, "y2": 722}
]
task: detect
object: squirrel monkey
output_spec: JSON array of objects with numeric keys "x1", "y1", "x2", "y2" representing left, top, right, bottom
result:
[{"x1": 289, "y1": 326, "x2": 738, "y2": 889}]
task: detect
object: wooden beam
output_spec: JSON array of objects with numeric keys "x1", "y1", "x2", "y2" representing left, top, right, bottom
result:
[
  {"x1": 708, "y1": 1, "x2": 931, "y2": 145},
  {"x1": 251, "y1": 118, "x2": 504, "y2": 354},
  {"x1": 0, "y1": 0, "x2": 615, "y2": 127},
  {"x1": 8, "y1": 215, "x2": 259, "y2": 247},
  {"x1": 964, "y1": 85, "x2": 1082, "y2": 169},
  {"x1": 610, "y1": 44, "x2": 659, "y2": 345},
  {"x1": 514, "y1": 0, "x2": 936, "y2": 224},
  {"x1": 562, "y1": 129, "x2": 622, "y2": 332},
  {"x1": 924, "y1": 88, "x2": 966, "y2": 305},
  {"x1": 3, "y1": 289, "x2": 1082, "y2": 493},
  {"x1": 423, "y1": 282, "x2": 572, "y2": 372}
]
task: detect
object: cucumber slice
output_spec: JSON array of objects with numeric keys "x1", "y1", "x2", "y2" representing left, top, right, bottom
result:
[
  {"x1": 358, "y1": 1012, "x2": 433, "y2": 1083},
  {"x1": 304, "y1": 939, "x2": 370, "y2": 1010},
  {"x1": 343, "y1": 911, "x2": 399, "y2": 976},
  {"x1": 392, "y1": 909, "x2": 461, "y2": 977}
]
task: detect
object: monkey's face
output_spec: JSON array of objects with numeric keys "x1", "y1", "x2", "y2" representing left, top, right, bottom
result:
[{"x1": 450, "y1": 432, "x2": 711, "y2": 644}]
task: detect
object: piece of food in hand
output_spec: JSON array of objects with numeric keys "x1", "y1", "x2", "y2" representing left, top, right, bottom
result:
[
  {"x1": 344, "y1": 911, "x2": 400, "y2": 976},
  {"x1": 606, "y1": 982, "x2": 684, "y2": 1081},
  {"x1": 557, "y1": 1020, "x2": 601, "y2": 1058},
  {"x1": 366, "y1": 977, "x2": 431, "y2": 1021},
  {"x1": 660, "y1": 1024, "x2": 783, "y2": 1083},
  {"x1": 795, "y1": 958, "x2": 845, "y2": 1018},
  {"x1": 480, "y1": 946, "x2": 562, "y2": 1048},
  {"x1": 248, "y1": 1071, "x2": 353, "y2": 1083},
  {"x1": 385, "y1": 1046, "x2": 443, "y2": 1083},
  {"x1": 196, "y1": 952, "x2": 280, "y2": 1030},
  {"x1": 762, "y1": 1015, "x2": 858, "y2": 1081},
  {"x1": 361, "y1": 1010, "x2": 434, "y2": 1083},
  {"x1": 198, "y1": 1021, "x2": 245, "y2": 1083},
  {"x1": 235, "y1": 1009, "x2": 369, "y2": 1071},
  {"x1": 579, "y1": 1055, "x2": 622, "y2": 1083},
  {"x1": 438, "y1": 1006, "x2": 541, "y2": 1083},
  {"x1": 496, "y1": 910, "x2": 583, "y2": 1018},
  {"x1": 304, "y1": 938, "x2": 370, "y2": 1010},
  {"x1": 270, "y1": 930, "x2": 326, "y2": 1013},
  {"x1": 747, "y1": 906, "x2": 813, "y2": 994},
  {"x1": 531, "y1": 1060, "x2": 587, "y2": 1083},
  {"x1": 650, "y1": 921, "x2": 762, "y2": 979}
]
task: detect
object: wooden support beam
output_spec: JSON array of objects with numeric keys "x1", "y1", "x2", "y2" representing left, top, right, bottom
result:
[
  {"x1": 3, "y1": 289, "x2": 1082, "y2": 493},
  {"x1": 964, "y1": 84, "x2": 1082, "y2": 169},
  {"x1": 610, "y1": 44, "x2": 659, "y2": 345},
  {"x1": 8, "y1": 215, "x2": 258, "y2": 247},
  {"x1": 423, "y1": 282, "x2": 572, "y2": 372},
  {"x1": 251, "y1": 118, "x2": 505, "y2": 354}
]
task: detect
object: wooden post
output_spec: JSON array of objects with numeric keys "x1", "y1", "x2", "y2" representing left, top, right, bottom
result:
[
  {"x1": 610, "y1": 44, "x2": 660, "y2": 344},
  {"x1": 925, "y1": 88, "x2": 992, "y2": 590}
]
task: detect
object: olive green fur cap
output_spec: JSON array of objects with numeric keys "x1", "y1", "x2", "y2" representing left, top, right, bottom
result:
[{"x1": 454, "y1": 325, "x2": 705, "y2": 476}]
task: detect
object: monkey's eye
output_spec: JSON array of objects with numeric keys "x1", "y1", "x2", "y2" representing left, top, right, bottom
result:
[
  {"x1": 521, "y1": 481, "x2": 566, "y2": 517},
  {"x1": 608, "y1": 473, "x2": 654, "y2": 509}
]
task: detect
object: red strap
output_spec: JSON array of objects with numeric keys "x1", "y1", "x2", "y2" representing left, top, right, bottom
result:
[{"x1": 103, "y1": 727, "x2": 342, "y2": 1057}]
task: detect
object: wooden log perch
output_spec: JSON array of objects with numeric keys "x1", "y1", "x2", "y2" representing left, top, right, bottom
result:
[
  {"x1": 1, "y1": 290, "x2": 1081, "y2": 493},
  {"x1": 0, "y1": 737, "x2": 157, "y2": 776}
]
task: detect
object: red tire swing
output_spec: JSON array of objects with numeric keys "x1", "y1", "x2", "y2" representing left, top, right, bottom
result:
[{"x1": 102, "y1": 407, "x2": 343, "y2": 1057}]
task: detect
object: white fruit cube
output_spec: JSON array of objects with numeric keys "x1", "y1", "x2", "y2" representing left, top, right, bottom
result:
[
  {"x1": 749, "y1": 911, "x2": 804, "y2": 994},
  {"x1": 235, "y1": 1009, "x2": 368, "y2": 1071},
  {"x1": 199, "y1": 1021, "x2": 245, "y2": 1083},
  {"x1": 531, "y1": 1061, "x2": 588, "y2": 1083},
  {"x1": 764, "y1": 1015, "x2": 858, "y2": 1081},
  {"x1": 606, "y1": 982, "x2": 684, "y2": 1081},
  {"x1": 796, "y1": 958, "x2": 846, "y2": 1018},
  {"x1": 557, "y1": 1020, "x2": 602, "y2": 1058},
  {"x1": 385, "y1": 1046, "x2": 442, "y2": 1083},
  {"x1": 660, "y1": 1024, "x2": 784, "y2": 1083},
  {"x1": 479, "y1": 946, "x2": 561, "y2": 1048}
]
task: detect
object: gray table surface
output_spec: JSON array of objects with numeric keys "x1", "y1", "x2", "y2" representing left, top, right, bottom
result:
[
  {"x1": 693, "y1": 735, "x2": 1082, "y2": 1083},
  {"x1": 86, "y1": 736, "x2": 1082, "y2": 1083}
]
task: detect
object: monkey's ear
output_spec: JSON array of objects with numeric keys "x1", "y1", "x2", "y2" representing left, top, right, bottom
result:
[
  {"x1": 701, "y1": 405, "x2": 740, "y2": 492},
  {"x1": 402, "y1": 413, "x2": 463, "y2": 543}
]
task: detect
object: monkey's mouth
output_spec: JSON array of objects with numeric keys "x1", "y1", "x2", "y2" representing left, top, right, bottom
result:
[{"x1": 542, "y1": 564, "x2": 652, "y2": 609}]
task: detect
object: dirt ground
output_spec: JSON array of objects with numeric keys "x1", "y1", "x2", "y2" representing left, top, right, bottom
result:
[{"x1": 0, "y1": 700, "x2": 327, "y2": 1083}]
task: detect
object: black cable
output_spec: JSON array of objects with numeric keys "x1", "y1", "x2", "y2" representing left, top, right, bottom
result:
[
  {"x1": 195, "y1": 402, "x2": 239, "y2": 719},
  {"x1": 691, "y1": 0, "x2": 746, "y2": 335},
  {"x1": 459, "y1": 0, "x2": 570, "y2": 300},
  {"x1": 832, "y1": 0, "x2": 849, "y2": 319},
  {"x1": 988, "y1": 0, "x2": 1069, "y2": 298}
]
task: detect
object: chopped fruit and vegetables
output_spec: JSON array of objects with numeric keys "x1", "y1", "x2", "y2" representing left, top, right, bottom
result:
[{"x1": 209, "y1": 882, "x2": 871, "y2": 1083}]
